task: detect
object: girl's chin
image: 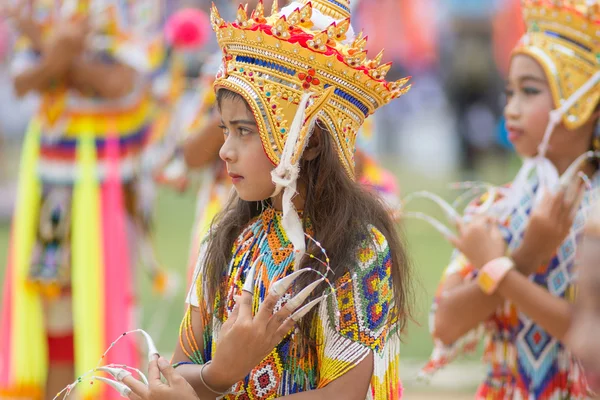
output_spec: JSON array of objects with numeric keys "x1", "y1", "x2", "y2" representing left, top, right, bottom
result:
[
  {"x1": 586, "y1": 370, "x2": 600, "y2": 395},
  {"x1": 234, "y1": 188, "x2": 275, "y2": 203},
  {"x1": 512, "y1": 143, "x2": 537, "y2": 159}
]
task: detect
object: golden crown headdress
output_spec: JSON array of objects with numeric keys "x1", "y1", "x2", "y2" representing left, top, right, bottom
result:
[
  {"x1": 513, "y1": 0, "x2": 600, "y2": 130},
  {"x1": 210, "y1": 0, "x2": 410, "y2": 177}
]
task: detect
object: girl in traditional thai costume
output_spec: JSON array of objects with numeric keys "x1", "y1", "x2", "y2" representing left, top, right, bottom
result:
[
  {"x1": 158, "y1": 1, "x2": 413, "y2": 399},
  {"x1": 419, "y1": 1, "x2": 600, "y2": 398},
  {"x1": 0, "y1": 0, "x2": 170, "y2": 398}
]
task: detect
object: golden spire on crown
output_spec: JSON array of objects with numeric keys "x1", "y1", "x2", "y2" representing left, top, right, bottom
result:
[
  {"x1": 514, "y1": 0, "x2": 600, "y2": 130},
  {"x1": 298, "y1": 0, "x2": 352, "y2": 20},
  {"x1": 209, "y1": 0, "x2": 410, "y2": 177}
]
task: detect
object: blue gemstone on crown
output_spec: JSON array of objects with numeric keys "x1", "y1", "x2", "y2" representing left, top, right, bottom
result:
[
  {"x1": 235, "y1": 55, "x2": 297, "y2": 77},
  {"x1": 325, "y1": 0, "x2": 350, "y2": 13}
]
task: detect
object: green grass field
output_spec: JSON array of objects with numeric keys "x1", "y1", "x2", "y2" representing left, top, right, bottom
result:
[{"x1": 0, "y1": 154, "x2": 519, "y2": 391}]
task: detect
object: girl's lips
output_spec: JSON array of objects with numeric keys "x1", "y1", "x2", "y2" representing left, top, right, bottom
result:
[
  {"x1": 507, "y1": 126, "x2": 524, "y2": 142},
  {"x1": 228, "y1": 173, "x2": 243, "y2": 183}
]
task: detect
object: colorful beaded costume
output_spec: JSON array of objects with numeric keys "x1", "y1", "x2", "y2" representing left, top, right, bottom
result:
[{"x1": 184, "y1": 208, "x2": 402, "y2": 399}]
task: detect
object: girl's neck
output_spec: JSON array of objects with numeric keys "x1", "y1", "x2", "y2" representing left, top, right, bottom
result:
[
  {"x1": 270, "y1": 180, "x2": 307, "y2": 211},
  {"x1": 548, "y1": 152, "x2": 597, "y2": 177}
]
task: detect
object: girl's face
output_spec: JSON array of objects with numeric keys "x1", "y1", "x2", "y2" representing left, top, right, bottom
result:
[
  {"x1": 504, "y1": 55, "x2": 554, "y2": 158},
  {"x1": 567, "y1": 233, "x2": 600, "y2": 393},
  {"x1": 504, "y1": 55, "x2": 593, "y2": 163},
  {"x1": 218, "y1": 95, "x2": 276, "y2": 202}
]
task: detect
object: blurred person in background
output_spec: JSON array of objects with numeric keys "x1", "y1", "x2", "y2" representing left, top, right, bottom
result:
[
  {"x1": 154, "y1": 0, "x2": 275, "y2": 286},
  {"x1": 0, "y1": 0, "x2": 174, "y2": 398},
  {"x1": 440, "y1": 0, "x2": 505, "y2": 173},
  {"x1": 355, "y1": 0, "x2": 442, "y2": 158}
]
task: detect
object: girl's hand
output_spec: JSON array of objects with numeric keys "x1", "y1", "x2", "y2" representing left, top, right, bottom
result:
[
  {"x1": 42, "y1": 17, "x2": 89, "y2": 74},
  {"x1": 122, "y1": 356, "x2": 200, "y2": 400},
  {"x1": 450, "y1": 215, "x2": 507, "y2": 269},
  {"x1": 516, "y1": 183, "x2": 584, "y2": 275},
  {"x1": 45, "y1": 17, "x2": 89, "y2": 55},
  {"x1": 3, "y1": 0, "x2": 43, "y2": 49},
  {"x1": 202, "y1": 290, "x2": 296, "y2": 392}
]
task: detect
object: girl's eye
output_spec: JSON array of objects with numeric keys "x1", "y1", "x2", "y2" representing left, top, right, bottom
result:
[
  {"x1": 218, "y1": 124, "x2": 229, "y2": 136},
  {"x1": 239, "y1": 128, "x2": 252, "y2": 136},
  {"x1": 522, "y1": 87, "x2": 541, "y2": 96}
]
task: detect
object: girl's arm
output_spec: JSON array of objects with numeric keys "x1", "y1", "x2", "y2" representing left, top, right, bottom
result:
[
  {"x1": 170, "y1": 306, "x2": 218, "y2": 400},
  {"x1": 433, "y1": 273, "x2": 503, "y2": 345},
  {"x1": 496, "y1": 269, "x2": 572, "y2": 341},
  {"x1": 13, "y1": 57, "x2": 66, "y2": 97},
  {"x1": 67, "y1": 59, "x2": 136, "y2": 99},
  {"x1": 279, "y1": 353, "x2": 373, "y2": 400},
  {"x1": 434, "y1": 245, "x2": 541, "y2": 345},
  {"x1": 436, "y1": 256, "x2": 573, "y2": 344}
]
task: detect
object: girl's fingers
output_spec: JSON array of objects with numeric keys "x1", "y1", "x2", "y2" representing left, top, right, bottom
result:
[
  {"x1": 569, "y1": 184, "x2": 586, "y2": 221},
  {"x1": 448, "y1": 234, "x2": 461, "y2": 249},
  {"x1": 562, "y1": 175, "x2": 582, "y2": 208},
  {"x1": 236, "y1": 291, "x2": 254, "y2": 322},
  {"x1": 265, "y1": 302, "x2": 293, "y2": 335},
  {"x1": 147, "y1": 355, "x2": 162, "y2": 386},
  {"x1": 121, "y1": 375, "x2": 150, "y2": 399},
  {"x1": 550, "y1": 188, "x2": 567, "y2": 217},
  {"x1": 272, "y1": 317, "x2": 296, "y2": 344},
  {"x1": 455, "y1": 218, "x2": 464, "y2": 236},
  {"x1": 255, "y1": 291, "x2": 281, "y2": 325},
  {"x1": 223, "y1": 297, "x2": 241, "y2": 328},
  {"x1": 127, "y1": 392, "x2": 143, "y2": 400}
]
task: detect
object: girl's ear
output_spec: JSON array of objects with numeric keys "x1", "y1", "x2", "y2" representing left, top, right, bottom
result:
[{"x1": 303, "y1": 123, "x2": 324, "y2": 161}]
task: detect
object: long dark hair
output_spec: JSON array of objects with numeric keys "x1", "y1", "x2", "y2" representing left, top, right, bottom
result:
[{"x1": 201, "y1": 88, "x2": 414, "y2": 357}]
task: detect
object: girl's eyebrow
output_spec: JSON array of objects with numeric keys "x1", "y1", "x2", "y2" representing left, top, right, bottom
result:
[
  {"x1": 228, "y1": 119, "x2": 257, "y2": 126},
  {"x1": 518, "y1": 75, "x2": 547, "y2": 84}
]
